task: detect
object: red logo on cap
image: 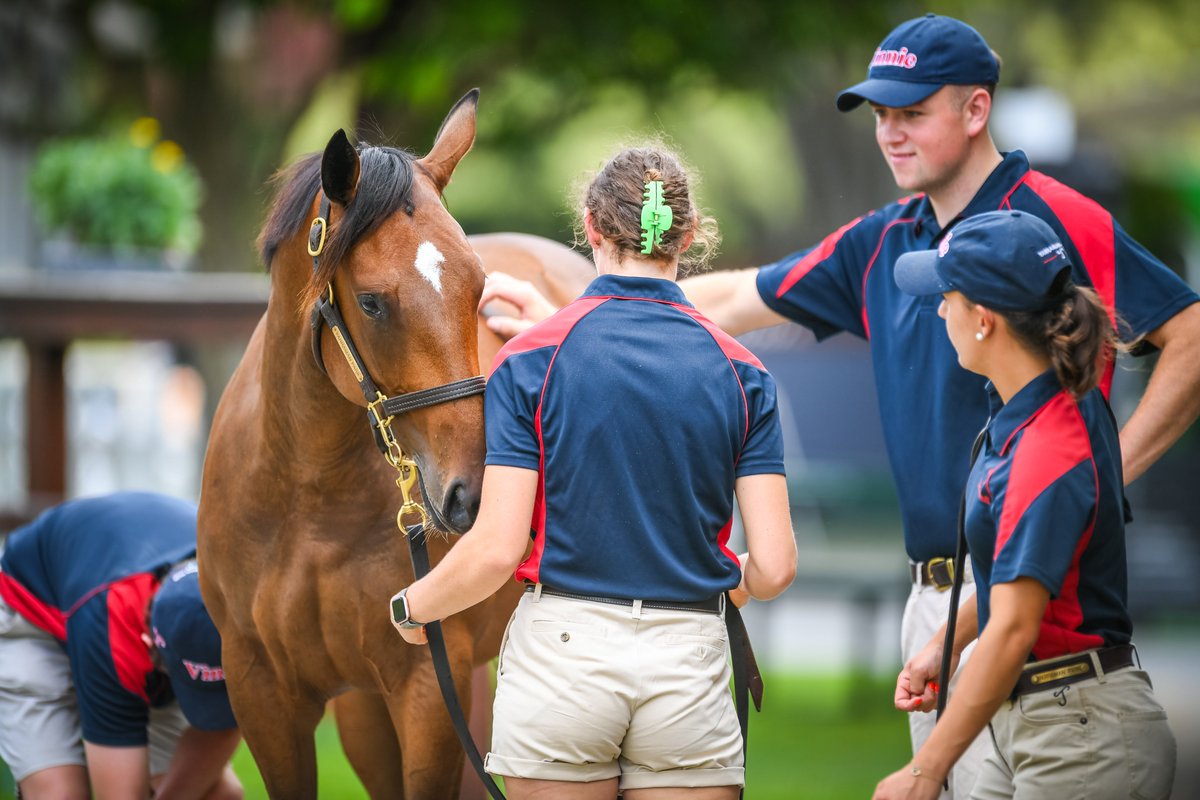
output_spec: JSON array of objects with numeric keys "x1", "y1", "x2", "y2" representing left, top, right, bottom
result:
[
  {"x1": 938, "y1": 231, "x2": 952, "y2": 257},
  {"x1": 183, "y1": 660, "x2": 225, "y2": 682},
  {"x1": 870, "y1": 47, "x2": 918, "y2": 69}
]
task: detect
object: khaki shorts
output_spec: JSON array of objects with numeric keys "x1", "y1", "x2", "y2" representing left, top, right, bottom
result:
[
  {"x1": 972, "y1": 655, "x2": 1176, "y2": 800},
  {"x1": 0, "y1": 592, "x2": 188, "y2": 782},
  {"x1": 486, "y1": 588, "x2": 744, "y2": 790}
]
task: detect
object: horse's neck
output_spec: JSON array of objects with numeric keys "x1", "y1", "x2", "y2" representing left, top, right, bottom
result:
[{"x1": 256, "y1": 288, "x2": 377, "y2": 472}]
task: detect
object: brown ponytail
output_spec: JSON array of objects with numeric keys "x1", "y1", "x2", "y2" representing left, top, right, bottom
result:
[
  {"x1": 575, "y1": 141, "x2": 719, "y2": 273},
  {"x1": 1002, "y1": 273, "x2": 1118, "y2": 398}
]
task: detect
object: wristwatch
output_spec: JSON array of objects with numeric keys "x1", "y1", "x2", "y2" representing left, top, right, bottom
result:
[{"x1": 389, "y1": 587, "x2": 425, "y2": 629}]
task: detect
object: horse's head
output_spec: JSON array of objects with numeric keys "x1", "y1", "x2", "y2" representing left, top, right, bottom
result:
[{"x1": 264, "y1": 91, "x2": 488, "y2": 533}]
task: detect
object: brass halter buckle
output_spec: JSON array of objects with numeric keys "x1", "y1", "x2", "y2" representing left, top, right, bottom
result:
[
  {"x1": 368, "y1": 392, "x2": 431, "y2": 530},
  {"x1": 394, "y1": 455, "x2": 430, "y2": 530}
]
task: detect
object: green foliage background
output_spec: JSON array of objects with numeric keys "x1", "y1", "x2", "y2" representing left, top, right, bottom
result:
[{"x1": 29, "y1": 136, "x2": 202, "y2": 253}]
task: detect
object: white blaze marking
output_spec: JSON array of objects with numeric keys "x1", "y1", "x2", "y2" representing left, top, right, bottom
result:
[{"x1": 414, "y1": 241, "x2": 445, "y2": 293}]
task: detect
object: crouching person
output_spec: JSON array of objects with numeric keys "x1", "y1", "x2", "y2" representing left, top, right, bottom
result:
[{"x1": 0, "y1": 491, "x2": 242, "y2": 799}]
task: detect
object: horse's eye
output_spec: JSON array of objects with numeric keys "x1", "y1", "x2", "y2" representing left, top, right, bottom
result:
[{"x1": 357, "y1": 293, "x2": 385, "y2": 319}]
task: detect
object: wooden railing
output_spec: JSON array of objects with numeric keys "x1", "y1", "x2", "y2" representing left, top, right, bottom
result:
[{"x1": 0, "y1": 268, "x2": 268, "y2": 527}]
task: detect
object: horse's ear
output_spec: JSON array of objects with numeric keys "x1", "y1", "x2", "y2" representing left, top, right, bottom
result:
[
  {"x1": 321, "y1": 129, "x2": 360, "y2": 207},
  {"x1": 418, "y1": 88, "x2": 478, "y2": 192}
]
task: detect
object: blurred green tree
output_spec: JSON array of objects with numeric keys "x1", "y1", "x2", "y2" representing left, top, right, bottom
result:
[{"x1": 13, "y1": 0, "x2": 1200, "y2": 271}]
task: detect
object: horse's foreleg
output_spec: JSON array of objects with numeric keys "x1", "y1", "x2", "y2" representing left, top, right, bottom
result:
[
  {"x1": 387, "y1": 636, "x2": 475, "y2": 800},
  {"x1": 332, "y1": 690, "x2": 406, "y2": 798},
  {"x1": 224, "y1": 642, "x2": 325, "y2": 799}
]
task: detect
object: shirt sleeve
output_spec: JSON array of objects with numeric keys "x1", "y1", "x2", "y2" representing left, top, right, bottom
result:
[
  {"x1": 66, "y1": 597, "x2": 150, "y2": 747},
  {"x1": 484, "y1": 350, "x2": 550, "y2": 471},
  {"x1": 1112, "y1": 220, "x2": 1199, "y2": 346},
  {"x1": 754, "y1": 213, "x2": 882, "y2": 340},
  {"x1": 733, "y1": 362, "x2": 786, "y2": 477},
  {"x1": 990, "y1": 459, "x2": 1098, "y2": 596}
]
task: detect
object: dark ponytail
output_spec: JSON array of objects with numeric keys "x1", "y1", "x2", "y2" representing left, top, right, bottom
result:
[{"x1": 1003, "y1": 272, "x2": 1118, "y2": 398}]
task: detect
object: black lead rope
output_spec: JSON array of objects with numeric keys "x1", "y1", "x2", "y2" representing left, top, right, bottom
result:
[
  {"x1": 935, "y1": 425, "x2": 989, "y2": 789},
  {"x1": 405, "y1": 524, "x2": 507, "y2": 800},
  {"x1": 725, "y1": 596, "x2": 763, "y2": 800},
  {"x1": 405, "y1": 523, "x2": 762, "y2": 800}
]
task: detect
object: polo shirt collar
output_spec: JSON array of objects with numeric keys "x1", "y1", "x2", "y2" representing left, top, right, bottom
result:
[
  {"x1": 922, "y1": 150, "x2": 1033, "y2": 241},
  {"x1": 986, "y1": 368, "x2": 1066, "y2": 455},
  {"x1": 581, "y1": 273, "x2": 692, "y2": 306}
]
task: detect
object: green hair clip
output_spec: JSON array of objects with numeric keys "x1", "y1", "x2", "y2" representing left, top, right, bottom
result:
[{"x1": 640, "y1": 180, "x2": 673, "y2": 255}]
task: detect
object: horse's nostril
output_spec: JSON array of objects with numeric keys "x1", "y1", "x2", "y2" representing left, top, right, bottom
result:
[{"x1": 443, "y1": 480, "x2": 480, "y2": 532}]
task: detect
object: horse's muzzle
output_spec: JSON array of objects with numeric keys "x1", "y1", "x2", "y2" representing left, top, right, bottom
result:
[{"x1": 441, "y1": 478, "x2": 480, "y2": 533}]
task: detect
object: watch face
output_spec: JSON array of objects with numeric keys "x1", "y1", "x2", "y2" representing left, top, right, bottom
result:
[{"x1": 391, "y1": 595, "x2": 407, "y2": 624}]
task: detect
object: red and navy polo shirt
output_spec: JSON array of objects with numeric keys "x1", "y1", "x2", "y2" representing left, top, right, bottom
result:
[
  {"x1": 964, "y1": 371, "x2": 1130, "y2": 658},
  {"x1": 756, "y1": 150, "x2": 1198, "y2": 563},
  {"x1": 0, "y1": 492, "x2": 198, "y2": 746},
  {"x1": 486, "y1": 273, "x2": 785, "y2": 603}
]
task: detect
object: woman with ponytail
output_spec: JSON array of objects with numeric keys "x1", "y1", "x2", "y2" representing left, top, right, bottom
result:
[
  {"x1": 874, "y1": 210, "x2": 1176, "y2": 800},
  {"x1": 390, "y1": 143, "x2": 797, "y2": 799}
]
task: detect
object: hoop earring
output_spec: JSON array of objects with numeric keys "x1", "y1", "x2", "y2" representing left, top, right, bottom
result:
[{"x1": 975, "y1": 331, "x2": 985, "y2": 341}]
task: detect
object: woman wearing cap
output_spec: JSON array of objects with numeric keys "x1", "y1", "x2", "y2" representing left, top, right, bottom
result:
[
  {"x1": 390, "y1": 143, "x2": 797, "y2": 799},
  {"x1": 874, "y1": 210, "x2": 1176, "y2": 800},
  {"x1": 0, "y1": 492, "x2": 242, "y2": 800}
]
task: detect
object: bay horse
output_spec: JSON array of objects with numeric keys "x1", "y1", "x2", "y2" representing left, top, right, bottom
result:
[{"x1": 197, "y1": 90, "x2": 593, "y2": 798}]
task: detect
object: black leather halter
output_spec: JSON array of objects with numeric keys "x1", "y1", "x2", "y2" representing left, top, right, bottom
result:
[{"x1": 306, "y1": 194, "x2": 487, "y2": 461}]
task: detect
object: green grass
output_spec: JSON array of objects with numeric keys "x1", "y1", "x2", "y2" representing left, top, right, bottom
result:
[
  {"x1": 746, "y1": 671, "x2": 912, "y2": 799},
  {"x1": 1, "y1": 671, "x2": 911, "y2": 799}
]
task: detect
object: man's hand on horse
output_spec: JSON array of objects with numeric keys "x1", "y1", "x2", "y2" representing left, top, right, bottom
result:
[{"x1": 478, "y1": 271, "x2": 560, "y2": 340}]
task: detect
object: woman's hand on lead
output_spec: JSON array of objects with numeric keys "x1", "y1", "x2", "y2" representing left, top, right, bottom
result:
[
  {"x1": 396, "y1": 623, "x2": 428, "y2": 646},
  {"x1": 895, "y1": 636, "x2": 947, "y2": 713},
  {"x1": 728, "y1": 552, "x2": 751, "y2": 608}
]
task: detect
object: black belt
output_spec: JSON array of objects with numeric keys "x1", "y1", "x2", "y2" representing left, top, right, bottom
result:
[
  {"x1": 1011, "y1": 644, "x2": 1136, "y2": 699},
  {"x1": 526, "y1": 584, "x2": 723, "y2": 614},
  {"x1": 909, "y1": 557, "x2": 958, "y2": 590}
]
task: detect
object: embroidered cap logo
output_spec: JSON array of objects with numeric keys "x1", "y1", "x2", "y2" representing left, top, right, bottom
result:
[
  {"x1": 870, "y1": 46, "x2": 919, "y2": 69},
  {"x1": 939, "y1": 231, "x2": 953, "y2": 257}
]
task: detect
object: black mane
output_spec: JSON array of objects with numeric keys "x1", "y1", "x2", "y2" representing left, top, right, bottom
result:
[{"x1": 258, "y1": 144, "x2": 418, "y2": 271}]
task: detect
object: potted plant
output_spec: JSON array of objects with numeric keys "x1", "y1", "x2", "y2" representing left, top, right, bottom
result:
[{"x1": 28, "y1": 118, "x2": 203, "y2": 270}]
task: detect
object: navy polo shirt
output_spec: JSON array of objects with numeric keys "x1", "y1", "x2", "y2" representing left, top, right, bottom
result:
[
  {"x1": 0, "y1": 492, "x2": 198, "y2": 746},
  {"x1": 757, "y1": 150, "x2": 1198, "y2": 562},
  {"x1": 964, "y1": 372, "x2": 1130, "y2": 659},
  {"x1": 486, "y1": 273, "x2": 785, "y2": 602}
]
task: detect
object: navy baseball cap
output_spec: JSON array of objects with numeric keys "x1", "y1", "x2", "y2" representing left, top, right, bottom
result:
[
  {"x1": 151, "y1": 560, "x2": 237, "y2": 730},
  {"x1": 894, "y1": 210, "x2": 1072, "y2": 311},
  {"x1": 837, "y1": 14, "x2": 1000, "y2": 112}
]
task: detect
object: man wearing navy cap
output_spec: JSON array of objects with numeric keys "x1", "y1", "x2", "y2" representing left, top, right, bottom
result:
[
  {"x1": 480, "y1": 13, "x2": 1200, "y2": 798},
  {"x1": 0, "y1": 492, "x2": 242, "y2": 799}
]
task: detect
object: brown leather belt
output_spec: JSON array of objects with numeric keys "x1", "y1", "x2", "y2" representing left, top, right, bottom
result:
[
  {"x1": 909, "y1": 557, "x2": 956, "y2": 590},
  {"x1": 1010, "y1": 644, "x2": 1136, "y2": 699}
]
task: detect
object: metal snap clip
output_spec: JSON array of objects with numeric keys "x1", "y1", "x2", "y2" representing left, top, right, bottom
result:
[{"x1": 560, "y1": 632, "x2": 570, "y2": 642}]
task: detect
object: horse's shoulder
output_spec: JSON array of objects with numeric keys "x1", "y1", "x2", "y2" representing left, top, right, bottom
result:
[{"x1": 468, "y1": 232, "x2": 593, "y2": 306}]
